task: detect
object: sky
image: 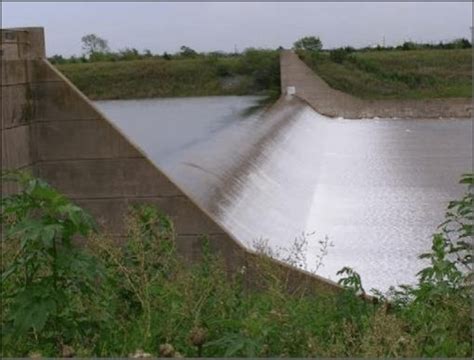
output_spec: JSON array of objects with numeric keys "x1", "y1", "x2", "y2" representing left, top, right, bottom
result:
[{"x1": 2, "y1": 2, "x2": 472, "y2": 56}]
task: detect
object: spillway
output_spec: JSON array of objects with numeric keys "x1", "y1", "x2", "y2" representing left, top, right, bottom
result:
[{"x1": 96, "y1": 96, "x2": 472, "y2": 292}]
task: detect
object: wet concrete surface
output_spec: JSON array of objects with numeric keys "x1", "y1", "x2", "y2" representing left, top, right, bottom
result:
[{"x1": 96, "y1": 96, "x2": 472, "y2": 292}]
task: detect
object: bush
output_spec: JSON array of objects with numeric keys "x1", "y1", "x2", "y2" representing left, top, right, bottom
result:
[
  {"x1": 236, "y1": 48, "x2": 280, "y2": 92},
  {"x1": 1, "y1": 171, "x2": 106, "y2": 356},
  {"x1": 329, "y1": 48, "x2": 354, "y2": 64}
]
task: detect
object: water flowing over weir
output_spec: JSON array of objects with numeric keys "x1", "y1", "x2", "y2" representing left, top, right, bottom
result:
[{"x1": 96, "y1": 96, "x2": 472, "y2": 291}]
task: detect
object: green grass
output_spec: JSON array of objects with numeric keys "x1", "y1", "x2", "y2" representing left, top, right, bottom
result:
[
  {"x1": 57, "y1": 58, "x2": 246, "y2": 99},
  {"x1": 299, "y1": 49, "x2": 472, "y2": 100},
  {"x1": 57, "y1": 49, "x2": 471, "y2": 101},
  {"x1": 56, "y1": 50, "x2": 281, "y2": 100}
]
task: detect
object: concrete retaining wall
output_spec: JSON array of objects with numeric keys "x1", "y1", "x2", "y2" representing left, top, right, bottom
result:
[
  {"x1": 1, "y1": 27, "x2": 343, "y2": 295},
  {"x1": 1, "y1": 29, "x2": 39, "y2": 194},
  {"x1": 281, "y1": 50, "x2": 472, "y2": 119}
]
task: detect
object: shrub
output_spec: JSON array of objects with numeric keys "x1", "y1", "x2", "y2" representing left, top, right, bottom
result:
[
  {"x1": 236, "y1": 48, "x2": 280, "y2": 92},
  {"x1": 1, "y1": 171, "x2": 106, "y2": 355},
  {"x1": 329, "y1": 48, "x2": 353, "y2": 64}
]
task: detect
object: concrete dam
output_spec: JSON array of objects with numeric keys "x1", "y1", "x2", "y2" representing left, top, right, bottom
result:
[{"x1": 2, "y1": 28, "x2": 472, "y2": 291}]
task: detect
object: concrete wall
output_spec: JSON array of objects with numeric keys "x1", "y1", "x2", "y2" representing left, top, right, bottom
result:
[
  {"x1": 1, "y1": 27, "x2": 343, "y2": 295},
  {"x1": 281, "y1": 50, "x2": 473, "y2": 119},
  {"x1": 1, "y1": 29, "x2": 40, "y2": 194}
]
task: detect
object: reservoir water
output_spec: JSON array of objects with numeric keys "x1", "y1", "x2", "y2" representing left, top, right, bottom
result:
[{"x1": 96, "y1": 96, "x2": 472, "y2": 292}]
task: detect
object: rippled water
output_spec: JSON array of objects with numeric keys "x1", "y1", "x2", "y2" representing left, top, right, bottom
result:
[{"x1": 96, "y1": 96, "x2": 473, "y2": 292}]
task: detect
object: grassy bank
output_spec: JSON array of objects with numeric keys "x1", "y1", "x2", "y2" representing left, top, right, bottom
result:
[
  {"x1": 57, "y1": 48, "x2": 471, "y2": 101},
  {"x1": 299, "y1": 49, "x2": 472, "y2": 100},
  {"x1": 1, "y1": 171, "x2": 472, "y2": 357},
  {"x1": 56, "y1": 50, "x2": 280, "y2": 100}
]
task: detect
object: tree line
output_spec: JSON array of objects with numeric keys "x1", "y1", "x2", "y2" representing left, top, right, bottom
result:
[{"x1": 48, "y1": 33, "x2": 472, "y2": 65}]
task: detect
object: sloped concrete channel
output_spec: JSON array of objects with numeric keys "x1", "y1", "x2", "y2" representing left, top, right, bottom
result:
[{"x1": 97, "y1": 96, "x2": 472, "y2": 291}]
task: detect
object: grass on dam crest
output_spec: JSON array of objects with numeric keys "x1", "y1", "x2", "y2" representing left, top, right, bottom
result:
[
  {"x1": 299, "y1": 49, "x2": 472, "y2": 100},
  {"x1": 1, "y1": 171, "x2": 472, "y2": 357}
]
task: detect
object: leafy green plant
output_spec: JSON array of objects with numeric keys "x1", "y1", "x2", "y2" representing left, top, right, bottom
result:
[
  {"x1": 378, "y1": 174, "x2": 473, "y2": 357},
  {"x1": 439, "y1": 173, "x2": 473, "y2": 272},
  {"x1": 413, "y1": 173, "x2": 473, "y2": 295},
  {"x1": 1, "y1": 171, "x2": 104, "y2": 353},
  {"x1": 206, "y1": 332, "x2": 261, "y2": 357},
  {"x1": 337, "y1": 267, "x2": 365, "y2": 295}
]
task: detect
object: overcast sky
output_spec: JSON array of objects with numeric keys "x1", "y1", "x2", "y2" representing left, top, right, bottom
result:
[{"x1": 2, "y1": 2, "x2": 472, "y2": 56}]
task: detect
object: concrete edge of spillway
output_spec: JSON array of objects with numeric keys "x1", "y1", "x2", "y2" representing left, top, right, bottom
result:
[
  {"x1": 280, "y1": 50, "x2": 473, "y2": 119},
  {"x1": 1, "y1": 27, "x2": 349, "y2": 296}
]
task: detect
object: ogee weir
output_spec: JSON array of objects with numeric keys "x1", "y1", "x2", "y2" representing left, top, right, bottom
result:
[{"x1": 96, "y1": 96, "x2": 472, "y2": 291}]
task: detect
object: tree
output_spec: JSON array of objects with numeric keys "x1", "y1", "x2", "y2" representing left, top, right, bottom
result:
[
  {"x1": 81, "y1": 34, "x2": 110, "y2": 56},
  {"x1": 452, "y1": 38, "x2": 471, "y2": 49},
  {"x1": 293, "y1": 36, "x2": 323, "y2": 52},
  {"x1": 401, "y1": 41, "x2": 417, "y2": 51},
  {"x1": 48, "y1": 54, "x2": 65, "y2": 65},
  {"x1": 179, "y1": 45, "x2": 198, "y2": 58},
  {"x1": 118, "y1": 47, "x2": 140, "y2": 61}
]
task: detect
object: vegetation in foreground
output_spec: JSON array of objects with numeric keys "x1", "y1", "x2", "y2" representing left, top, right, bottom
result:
[
  {"x1": 1, "y1": 171, "x2": 472, "y2": 357},
  {"x1": 298, "y1": 48, "x2": 472, "y2": 100}
]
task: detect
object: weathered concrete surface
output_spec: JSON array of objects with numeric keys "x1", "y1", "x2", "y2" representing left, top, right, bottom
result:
[
  {"x1": 1, "y1": 27, "x2": 343, "y2": 295},
  {"x1": 1, "y1": 125, "x2": 32, "y2": 169},
  {"x1": 281, "y1": 50, "x2": 473, "y2": 119},
  {"x1": 1, "y1": 31, "x2": 37, "y2": 181},
  {"x1": 31, "y1": 120, "x2": 142, "y2": 161},
  {"x1": 1, "y1": 84, "x2": 33, "y2": 129}
]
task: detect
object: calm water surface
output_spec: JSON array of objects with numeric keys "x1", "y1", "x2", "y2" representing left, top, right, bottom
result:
[{"x1": 96, "y1": 96, "x2": 473, "y2": 292}]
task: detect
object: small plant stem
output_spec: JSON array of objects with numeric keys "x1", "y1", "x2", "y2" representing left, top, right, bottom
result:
[{"x1": 52, "y1": 238, "x2": 58, "y2": 291}]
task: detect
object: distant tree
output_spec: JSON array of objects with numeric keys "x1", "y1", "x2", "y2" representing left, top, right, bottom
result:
[
  {"x1": 81, "y1": 34, "x2": 110, "y2": 56},
  {"x1": 452, "y1": 38, "x2": 471, "y2": 49},
  {"x1": 48, "y1": 54, "x2": 65, "y2": 64},
  {"x1": 163, "y1": 52, "x2": 172, "y2": 60},
  {"x1": 293, "y1": 36, "x2": 323, "y2": 52},
  {"x1": 401, "y1": 41, "x2": 417, "y2": 51},
  {"x1": 179, "y1": 45, "x2": 198, "y2": 58},
  {"x1": 118, "y1": 47, "x2": 140, "y2": 61}
]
